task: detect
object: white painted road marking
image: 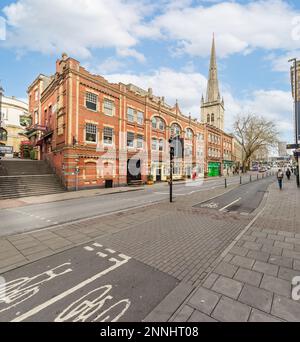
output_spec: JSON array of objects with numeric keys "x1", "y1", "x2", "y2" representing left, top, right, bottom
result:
[
  {"x1": 0, "y1": 263, "x2": 72, "y2": 314},
  {"x1": 201, "y1": 202, "x2": 219, "y2": 209},
  {"x1": 93, "y1": 243, "x2": 103, "y2": 248},
  {"x1": 97, "y1": 252, "x2": 108, "y2": 258},
  {"x1": 55, "y1": 285, "x2": 131, "y2": 322},
  {"x1": 219, "y1": 198, "x2": 242, "y2": 212},
  {"x1": 105, "y1": 249, "x2": 116, "y2": 254},
  {"x1": 11, "y1": 254, "x2": 131, "y2": 322},
  {"x1": 84, "y1": 246, "x2": 94, "y2": 252}
]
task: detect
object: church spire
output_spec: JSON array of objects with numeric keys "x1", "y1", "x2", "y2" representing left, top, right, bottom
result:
[{"x1": 206, "y1": 34, "x2": 220, "y2": 103}]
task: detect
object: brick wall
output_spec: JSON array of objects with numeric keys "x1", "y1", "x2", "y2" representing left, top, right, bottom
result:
[{"x1": 28, "y1": 54, "x2": 233, "y2": 190}]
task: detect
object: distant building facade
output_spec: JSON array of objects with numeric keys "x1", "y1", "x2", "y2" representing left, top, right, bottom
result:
[
  {"x1": 252, "y1": 146, "x2": 269, "y2": 163},
  {"x1": 27, "y1": 40, "x2": 233, "y2": 190},
  {"x1": 278, "y1": 141, "x2": 288, "y2": 158},
  {"x1": 232, "y1": 138, "x2": 244, "y2": 172},
  {"x1": 0, "y1": 95, "x2": 30, "y2": 155}
]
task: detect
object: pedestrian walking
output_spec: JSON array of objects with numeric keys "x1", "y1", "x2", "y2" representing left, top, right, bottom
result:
[
  {"x1": 286, "y1": 168, "x2": 291, "y2": 181},
  {"x1": 277, "y1": 169, "x2": 284, "y2": 190}
]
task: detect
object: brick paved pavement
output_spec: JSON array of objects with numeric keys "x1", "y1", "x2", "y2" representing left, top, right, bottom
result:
[
  {"x1": 0, "y1": 185, "x2": 237, "y2": 278},
  {"x1": 167, "y1": 178, "x2": 300, "y2": 322},
  {"x1": 3, "y1": 177, "x2": 299, "y2": 322}
]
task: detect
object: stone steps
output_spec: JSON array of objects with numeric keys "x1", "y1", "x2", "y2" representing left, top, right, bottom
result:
[{"x1": 0, "y1": 160, "x2": 66, "y2": 199}]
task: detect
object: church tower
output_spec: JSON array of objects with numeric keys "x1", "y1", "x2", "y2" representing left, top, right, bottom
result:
[{"x1": 201, "y1": 35, "x2": 225, "y2": 131}]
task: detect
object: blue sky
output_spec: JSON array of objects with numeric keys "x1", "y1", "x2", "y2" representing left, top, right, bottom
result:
[{"x1": 1, "y1": 0, "x2": 300, "y2": 141}]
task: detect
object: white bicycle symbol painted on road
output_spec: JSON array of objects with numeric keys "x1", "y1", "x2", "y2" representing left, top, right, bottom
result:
[
  {"x1": 1, "y1": 244, "x2": 132, "y2": 322},
  {"x1": 55, "y1": 285, "x2": 131, "y2": 322},
  {"x1": 201, "y1": 202, "x2": 219, "y2": 209},
  {"x1": 0, "y1": 263, "x2": 72, "y2": 313}
]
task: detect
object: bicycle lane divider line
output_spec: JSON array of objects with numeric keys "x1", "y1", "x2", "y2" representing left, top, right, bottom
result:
[{"x1": 219, "y1": 197, "x2": 242, "y2": 212}]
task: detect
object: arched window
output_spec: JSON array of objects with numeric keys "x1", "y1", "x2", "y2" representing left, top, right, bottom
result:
[
  {"x1": 151, "y1": 117, "x2": 157, "y2": 129},
  {"x1": 207, "y1": 114, "x2": 210, "y2": 123},
  {"x1": 211, "y1": 113, "x2": 215, "y2": 123},
  {"x1": 0, "y1": 128, "x2": 7, "y2": 141},
  {"x1": 171, "y1": 123, "x2": 181, "y2": 137},
  {"x1": 158, "y1": 118, "x2": 165, "y2": 131},
  {"x1": 185, "y1": 128, "x2": 193, "y2": 140},
  {"x1": 152, "y1": 116, "x2": 166, "y2": 131}
]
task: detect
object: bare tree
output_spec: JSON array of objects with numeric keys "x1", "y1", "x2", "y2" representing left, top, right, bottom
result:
[{"x1": 233, "y1": 114, "x2": 279, "y2": 172}]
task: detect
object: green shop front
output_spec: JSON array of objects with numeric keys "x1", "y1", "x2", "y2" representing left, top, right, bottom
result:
[{"x1": 208, "y1": 162, "x2": 221, "y2": 177}]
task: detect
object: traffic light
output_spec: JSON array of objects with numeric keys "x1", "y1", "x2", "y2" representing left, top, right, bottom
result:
[{"x1": 170, "y1": 147, "x2": 175, "y2": 159}]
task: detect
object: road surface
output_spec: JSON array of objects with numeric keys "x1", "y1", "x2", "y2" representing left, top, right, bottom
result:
[
  {"x1": 0, "y1": 241, "x2": 178, "y2": 322},
  {"x1": 0, "y1": 173, "x2": 272, "y2": 237},
  {"x1": 0, "y1": 175, "x2": 245, "y2": 236},
  {"x1": 195, "y1": 176, "x2": 275, "y2": 214}
]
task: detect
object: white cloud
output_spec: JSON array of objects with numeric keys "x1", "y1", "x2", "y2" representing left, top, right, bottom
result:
[
  {"x1": 225, "y1": 89, "x2": 294, "y2": 140},
  {"x1": 2, "y1": 0, "x2": 147, "y2": 60},
  {"x1": 105, "y1": 68, "x2": 207, "y2": 117},
  {"x1": 267, "y1": 51, "x2": 300, "y2": 73},
  {"x1": 149, "y1": 0, "x2": 300, "y2": 58},
  {"x1": 0, "y1": 16, "x2": 6, "y2": 40},
  {"x1": 242, "y1": 89, "x2": 294, "y2": 132},
  {"x1": 85, "y1": 58, "x2": 125, "y2": 74},
  {"x1": 3, "y1": 0, "x2": 300, "y2": 62},
  {"x1": 116, "y1": 48, "x2": 146, "y2": 63},
  {"x1": 105, "y1": 69, "x2": 294, "y2": 140}
]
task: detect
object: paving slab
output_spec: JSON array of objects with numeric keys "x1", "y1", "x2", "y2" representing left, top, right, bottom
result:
[
  {"x1": 269, "y1": 255, "x2": 293, "y2": 268},
  {"x1": 260, "y1": 274, "x2": 291, "y2": 298},
  {"x1": 214, "y1": 262, "x2": 238, "y2": 278},
  {"x1": 249, "y1": 309, "x2": 283, "y2": 322},
  {"x1": 212, "y1": 276, "x2": 243, "y2": 299},
  {"x1": 188, "y1": 287, "x2": 220, "y2": 315},
  {"x1": 278, "y1": 267, "x2": 300, "y2": 282},
  {"x1": 234, "y1": 268, "x2": 263, "y2": 287},
  {"x1": 247, "y1": 250, "x2": 270, "y2": 263},
  {"x1": 172, "y1": 305, "x2": 194, "y2": 322},
  {"x1": 271, "y1": 295, "x2": 300, "y2": 322},
  {"x1": 211, "y1": 297, "x2": 251, "y2": 322},
  {"x1": 253, "y1": 261, "x2": 279, "y2": 277},
  {"x1": 231, "y1": 255, "x2": 255, "y2": 270},
  {"x1": 188, "y1": 310, "x2": 217, "y2": 322},
  {"x1": 238, "y1": 284, "x2": 273, "y2": 313}
]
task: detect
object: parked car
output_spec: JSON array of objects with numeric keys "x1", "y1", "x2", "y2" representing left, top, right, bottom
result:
[{"x1": 259, "y1": 167, "x2": 267, "y2": 172}]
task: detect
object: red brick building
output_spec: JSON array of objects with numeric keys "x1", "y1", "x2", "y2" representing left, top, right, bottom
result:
[{"x1": 27, "y1": 43, "x2": 233, "y2": 190}]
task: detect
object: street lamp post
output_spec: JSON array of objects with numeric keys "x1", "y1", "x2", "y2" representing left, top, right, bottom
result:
[
  {"x1": 288, "y1": 58, "x2": 300, "y2": 188},
  {"x1": 169, "y1": 138, "x2": 174, "y2": 203}
]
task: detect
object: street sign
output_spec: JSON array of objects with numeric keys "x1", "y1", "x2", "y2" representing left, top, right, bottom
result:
[
  {"x1": 287, "y1": 143, "x2": 300, "y2": 149},
  {"x1": 0, "y1": 146, "x2": 13, "y2": 154}
]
